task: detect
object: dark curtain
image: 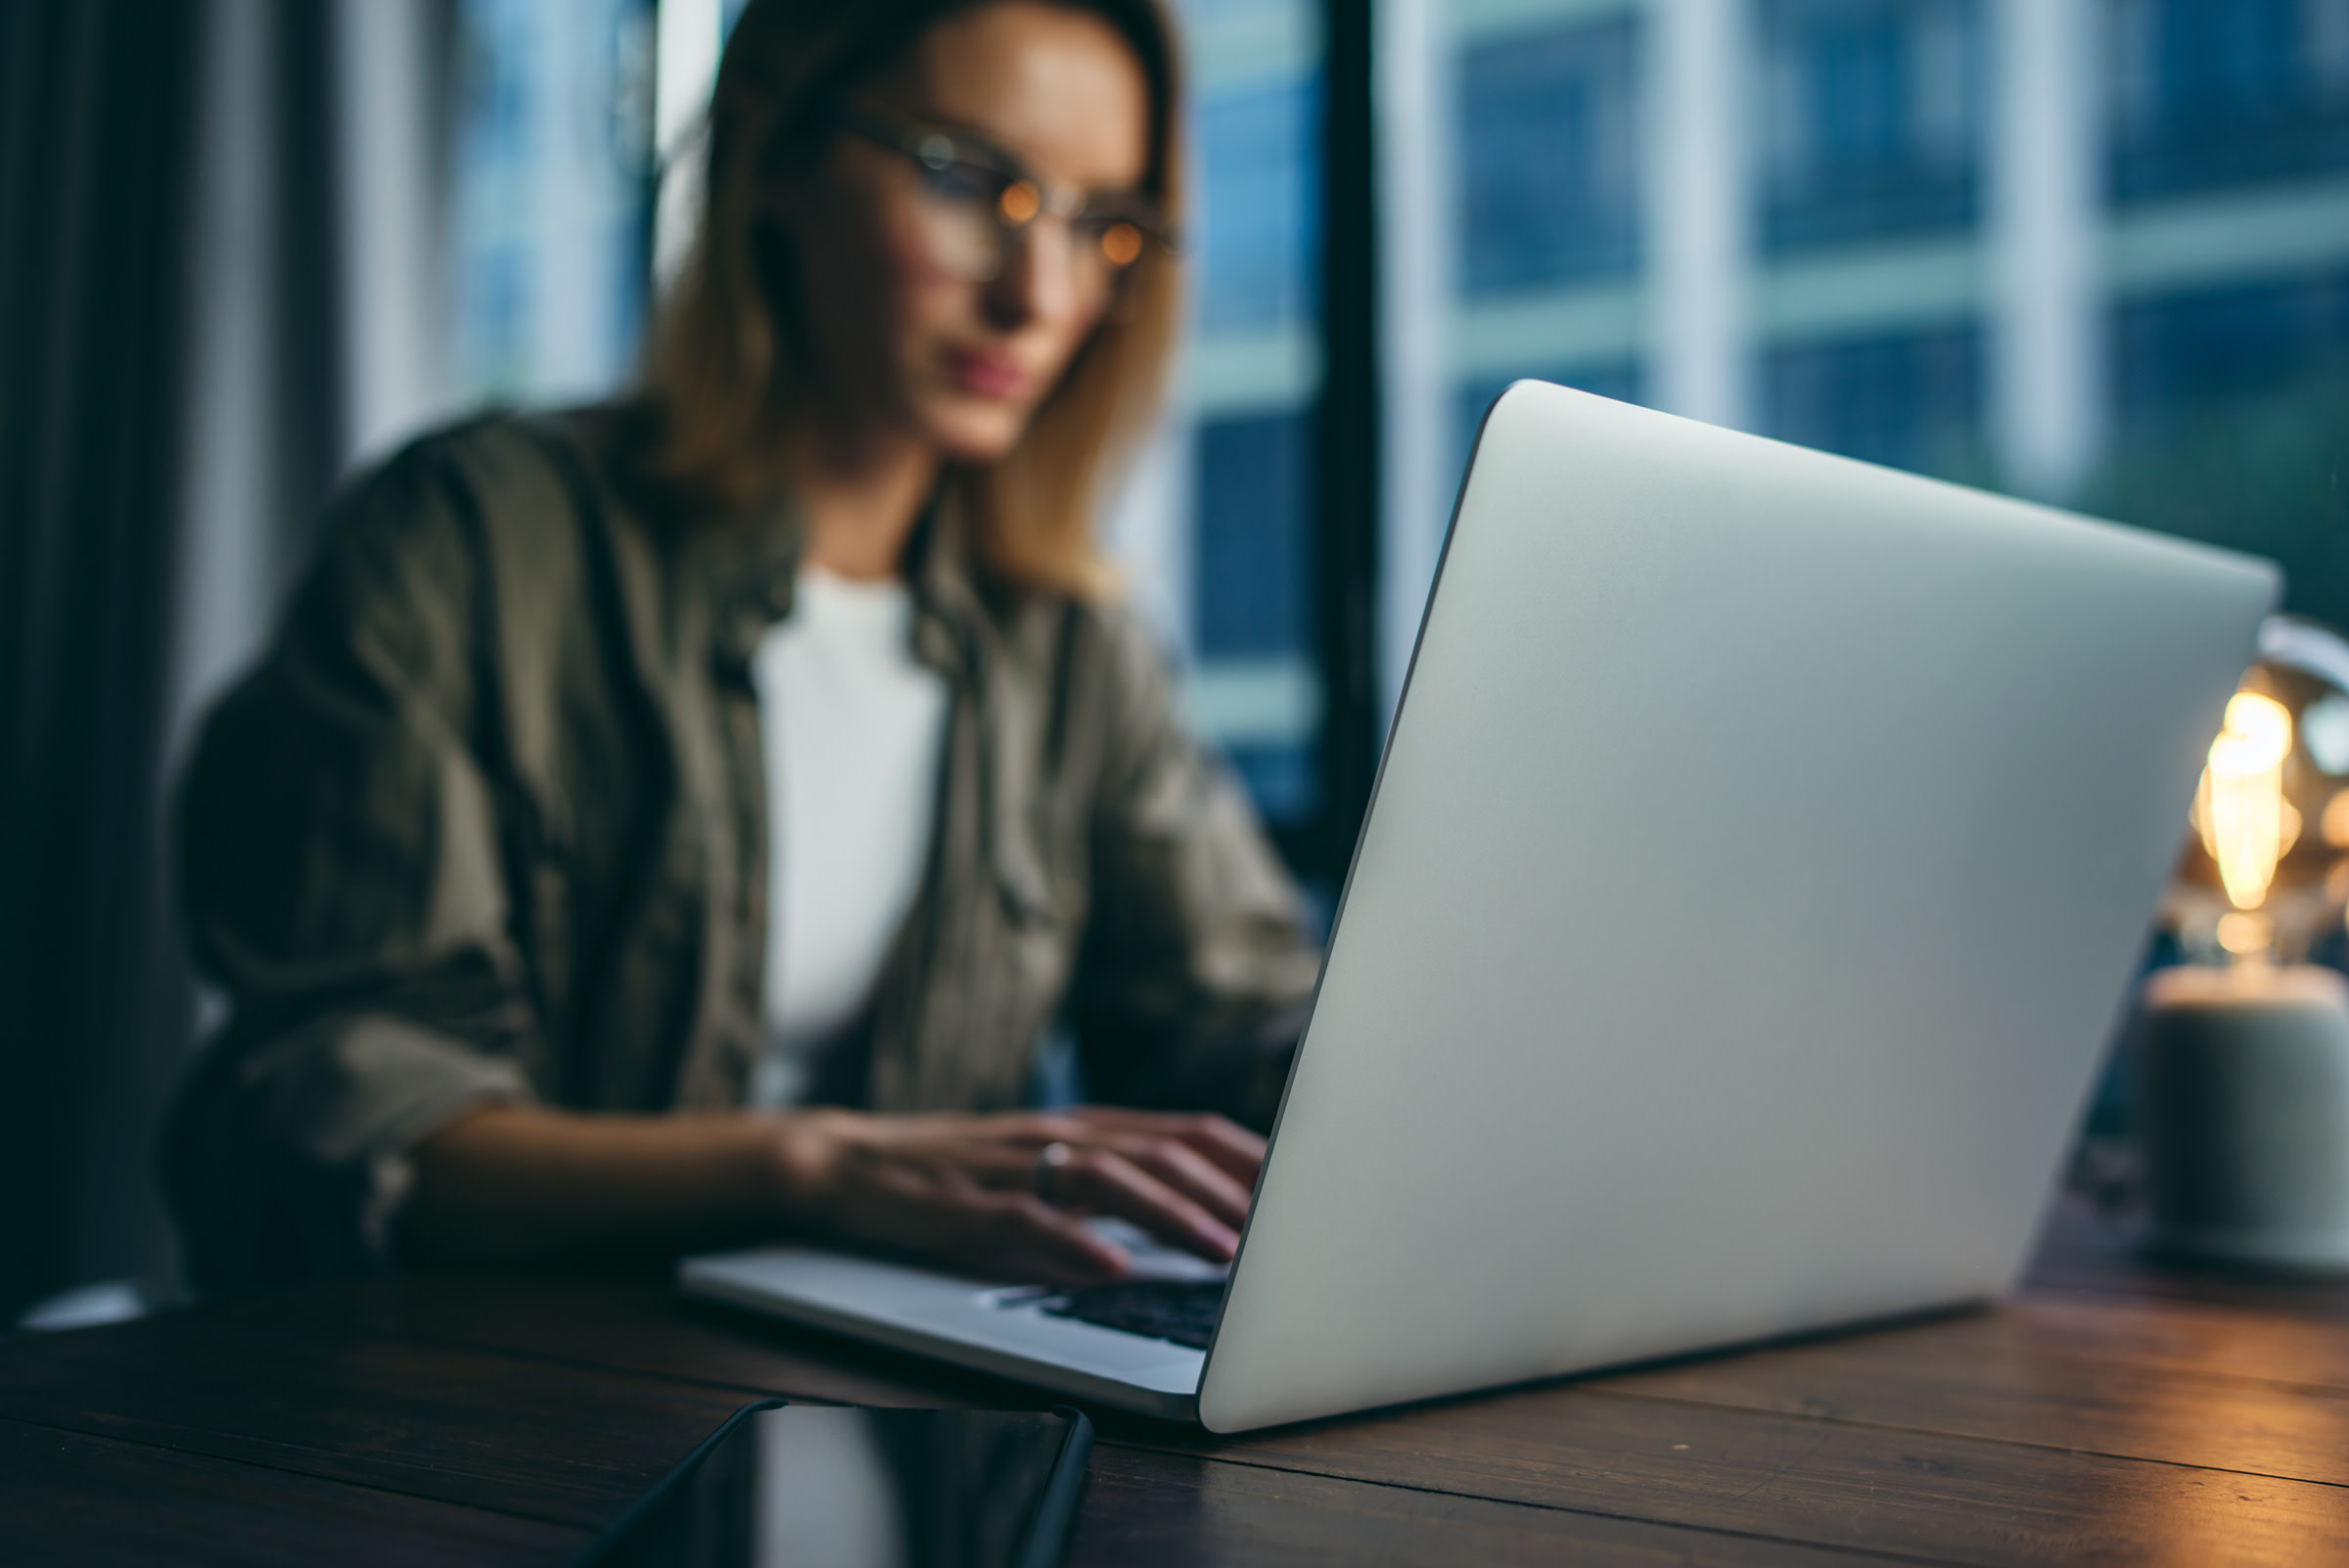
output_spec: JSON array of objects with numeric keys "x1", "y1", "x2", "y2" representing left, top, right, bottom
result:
[
  {"x1": 0, "y1": 0, "x2": 346, "y2": 1321},
  {"x1": 0, "y1": 1, "x2": 205, "y2": 1322}
]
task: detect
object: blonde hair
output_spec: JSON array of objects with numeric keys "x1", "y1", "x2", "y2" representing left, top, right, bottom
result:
[{"x1": 631, "y1": 0, "x2": 1183, "y2": 597}]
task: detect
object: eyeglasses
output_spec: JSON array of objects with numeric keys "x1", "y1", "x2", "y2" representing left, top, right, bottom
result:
[{"x1": 831, "y1": 104, "x2": 1173, "y2": 300}]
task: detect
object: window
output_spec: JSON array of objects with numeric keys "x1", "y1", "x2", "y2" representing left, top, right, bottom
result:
[
  {"x1": 1757, "y1": 0, "x2": 1979, "y2": 252},
  {"x1": 1195, "y1": 74, "x2": 1323, "y2": 333},
  {"x1": 2114, "y1": 268, "x2": 2349, "y2": 438},
  {"x1": 2109, "y1": 0, "x2": 2349, "y2": 203},
  {"x1": 1192, "y1": 412, "x2": 1321, "y2": 817},
  {"x1": 1382, "y1": 0, "x2": 2349, "y2": 674},
  {"x1": 1765, "y1": 325, "x2": 1980, "y2": 473},
  {"x1": 448, "y1": 0, "x2": 657, "y2": 405},
  {"x1": 1457, "y1": 18, "x2": 1643, "y2": 295},
  {"x1": 1165, "y1": 0, "x2": 1332, "y2": 838}
]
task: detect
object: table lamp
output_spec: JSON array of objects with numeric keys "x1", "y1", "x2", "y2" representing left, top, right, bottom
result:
[{"x1": 2136, "y1": 618, "x2": 2349, "y2": 1268}]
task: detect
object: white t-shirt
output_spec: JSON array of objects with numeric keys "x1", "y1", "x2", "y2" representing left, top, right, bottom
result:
[{"x1": 747, "y1": 567, "x2": 950, "y2": 1107}]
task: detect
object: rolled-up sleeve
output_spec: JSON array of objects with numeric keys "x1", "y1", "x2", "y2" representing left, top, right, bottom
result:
[
  {"x1": 166, "y1": 438, "x2": 538, "y2": 1292},
  {"x1": 1069, "y1": 612, "x2": 1323, "y2": 1130}
]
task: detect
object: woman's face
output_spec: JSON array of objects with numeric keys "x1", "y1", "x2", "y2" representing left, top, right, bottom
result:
[{"x1": 782, "y1": 2, "x2": 1152, "y2": 465}]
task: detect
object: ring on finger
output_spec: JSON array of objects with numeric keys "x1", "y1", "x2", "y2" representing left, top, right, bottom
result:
[{"x1": 1033, "y1": 1140, "x2": 1073, "y2": 1204}]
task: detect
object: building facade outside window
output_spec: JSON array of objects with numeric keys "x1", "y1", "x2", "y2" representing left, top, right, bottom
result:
[
  {"x1": 1757, "y1": 0, "x2": 1979, "y2": 254},
  {"x1": 1380, "y1": 0, "x2": 2349, "y2": 715},
  {"x1": 1176, "y1": 0, "x2": 1328, "y2": 825},
  {"x1": 448, "y1": 0, "x2": 657, "y2": 407}
]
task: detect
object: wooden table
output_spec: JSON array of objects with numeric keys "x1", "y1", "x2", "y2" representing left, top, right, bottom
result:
[{"x1": 7, "y1": 1194, "x2": 2349, "y2": 1566}]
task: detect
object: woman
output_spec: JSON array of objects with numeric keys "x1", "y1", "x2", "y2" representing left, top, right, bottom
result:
[{"x1": 167, "y1": 0, "x2": 1320, "y2": 1294}]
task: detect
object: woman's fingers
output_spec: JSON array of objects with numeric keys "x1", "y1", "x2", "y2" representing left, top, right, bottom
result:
[
  {"x1": 812, "y1": 1111, "x2": 1268, "y2": 1285},
  {"x1": 1050, "y1": 1146, "x2": 1239, "y2": 1262},
  {"x1": 965, "y1": 1119, "x2": 1253, "y2": 1229},
  {"x1": 836, "y1": 1150, "x2": 1130, "y2": 1286},
  {"x1": 1067, "y1": 1107, "x2": 1267, "y2": 1186},
  {"x1": 1108, "y1": 1134, "x2": 1254, "y2": 1229},
  {"x1": 954, "y1": 1192, "x2": 1129, "y2": 1286}
]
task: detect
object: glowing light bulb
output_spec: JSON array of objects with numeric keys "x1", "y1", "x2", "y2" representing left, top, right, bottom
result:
[
  {"x1": 2217, "y1": 910, "x2": 2275, "y2": 957},
  {"x1": 2195, "y1": 691, "x2": 2294, "y2": 911}
]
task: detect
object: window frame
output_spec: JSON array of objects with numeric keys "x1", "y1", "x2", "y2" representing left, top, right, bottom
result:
[{"x1": 1275, "y1": 0, "x2": 1383, "y2": 884}]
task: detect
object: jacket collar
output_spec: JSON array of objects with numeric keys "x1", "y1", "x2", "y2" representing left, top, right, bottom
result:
[
  {"x1": 698, "y1": 490, "x2": 803, "y2": 678},
  {"x1": 700, "y1": 474, "x2": 1001, "y2": 667},
  {"x1": 904, "y1": 481, "x2": 996, "y2": 676}
]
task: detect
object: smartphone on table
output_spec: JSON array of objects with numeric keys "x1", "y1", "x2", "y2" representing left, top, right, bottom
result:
[{"x1": 574, "y1": 1401, "x2": 1093, "y2": 1568}]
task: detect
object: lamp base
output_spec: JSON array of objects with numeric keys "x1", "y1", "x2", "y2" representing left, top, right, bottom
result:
[{"x1": 2134, "y1": 963, "x2": 2349, "y2": 1271}]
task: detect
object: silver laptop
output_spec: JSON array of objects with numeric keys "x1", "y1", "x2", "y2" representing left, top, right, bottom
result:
[{"x1": 682, "y1": 381, "x2": 2277, "y2": 1434}]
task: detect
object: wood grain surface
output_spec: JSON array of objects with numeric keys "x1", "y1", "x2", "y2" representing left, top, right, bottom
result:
[{"x1": 4, "y1": 1193, "x2": 2347, "y2": 1565}]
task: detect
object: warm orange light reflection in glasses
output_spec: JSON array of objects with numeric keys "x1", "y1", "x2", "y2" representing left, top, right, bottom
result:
[
  {"x1": 1100, "y1": 221, "x2": 1142, "y2": 267},
  {"x1": 996, "y1": 181, "x2": 1041, "y2": 224}
]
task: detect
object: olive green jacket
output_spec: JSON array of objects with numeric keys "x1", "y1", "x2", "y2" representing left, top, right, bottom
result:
[{"x1": 166, "y1": 411, "x2": 1320, "y2": 1292}]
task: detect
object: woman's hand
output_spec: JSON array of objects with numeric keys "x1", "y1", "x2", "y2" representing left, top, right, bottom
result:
[
  {"x1": 774, "y1": 1106, "x2": 1267, "y2": 1287},
  {"x1": 402, "y1": 1101, "x2": 1264, "y2": 1285}
]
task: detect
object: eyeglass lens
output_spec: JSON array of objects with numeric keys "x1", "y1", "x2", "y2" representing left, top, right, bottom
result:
[{"x1": 900, "y1": 157, "x2": 1145, "y2": 295}]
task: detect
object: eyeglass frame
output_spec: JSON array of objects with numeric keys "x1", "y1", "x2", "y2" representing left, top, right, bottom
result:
[{"x1": 825, "y1": 101, "x2": 1177, "y2": 289}]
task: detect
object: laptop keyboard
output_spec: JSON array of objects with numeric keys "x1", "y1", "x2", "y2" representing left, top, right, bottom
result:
[{"x1": 1039, "y1": 1280, "x2": 1226, "y2": 1350}]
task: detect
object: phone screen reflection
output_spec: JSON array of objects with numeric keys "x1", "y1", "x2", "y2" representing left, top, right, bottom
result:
[{"x1": 599, "y1": 1407, "x2": 1076, "y2": 1568}]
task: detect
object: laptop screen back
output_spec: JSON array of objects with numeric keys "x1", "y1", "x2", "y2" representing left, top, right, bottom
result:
[{"x1": 1199, "y1": 382, "x2": 2276, "y2": 1433}]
